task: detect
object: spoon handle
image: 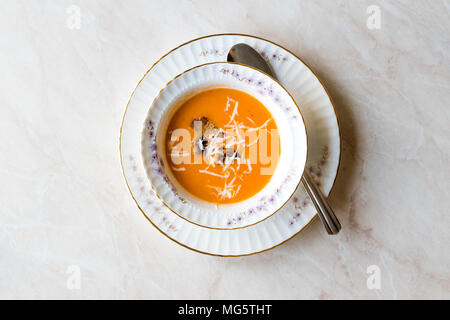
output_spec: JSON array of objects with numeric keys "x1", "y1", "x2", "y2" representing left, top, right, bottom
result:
[{"x1": 301, "y1": 172, "x2": 341, "y2": 235}]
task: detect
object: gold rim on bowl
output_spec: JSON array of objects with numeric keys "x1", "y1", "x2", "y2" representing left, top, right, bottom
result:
[{"x1": 142, "y1": 61, "x2": 308, "y2": 230}]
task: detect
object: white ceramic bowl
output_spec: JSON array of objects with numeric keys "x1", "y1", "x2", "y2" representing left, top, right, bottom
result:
[{"x1": 141, "y1": 62, "x2": 307, "y2": 229}]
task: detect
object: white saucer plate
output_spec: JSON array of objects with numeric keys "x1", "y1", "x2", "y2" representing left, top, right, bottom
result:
[{"x1": 120, "y1": 34, "x2": 341, "y2": 256}]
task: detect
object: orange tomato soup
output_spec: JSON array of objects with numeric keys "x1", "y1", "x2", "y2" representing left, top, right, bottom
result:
[{"x1": 165, "y1": 88, "x2": 280, "y2": 204}]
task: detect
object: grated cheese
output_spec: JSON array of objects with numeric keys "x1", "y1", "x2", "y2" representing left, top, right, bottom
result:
[{"x1": 185, "y1": 97, "x2": 270, "y2": 200}]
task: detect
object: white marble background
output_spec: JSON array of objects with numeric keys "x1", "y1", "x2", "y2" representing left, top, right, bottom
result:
[{"x1": 1, "y1": 0, "x2": 449, "y2": 299}]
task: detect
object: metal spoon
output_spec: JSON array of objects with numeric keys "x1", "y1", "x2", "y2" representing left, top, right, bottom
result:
[{"x1": 227, "y1": 43, "x2": 341, "y2": 235}]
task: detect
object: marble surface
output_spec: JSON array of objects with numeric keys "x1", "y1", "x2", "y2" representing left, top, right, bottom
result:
[{"x1": 1, "y1": 0, "x2": 449, "y2": 299}]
